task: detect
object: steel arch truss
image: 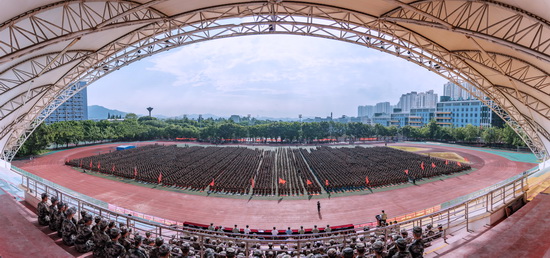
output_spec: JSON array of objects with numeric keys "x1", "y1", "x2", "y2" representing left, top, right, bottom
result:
[
  {"x1": 1, "y1": 1, "x2": 549, "y2": 160},
  {"x1": 0, "y1": 0, "x2": 166, "y2": 64},
  {"x1": 383, "y1": 0, "x2": 550, "y2": 62}
]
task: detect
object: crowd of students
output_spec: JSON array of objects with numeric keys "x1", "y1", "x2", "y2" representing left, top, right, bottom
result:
[
  {"x1": 67, "y1": 144, "x2": 470, "y2": 196},
  {"x1": 38, "y1": 192, "x2": 443, "y2": 257}
]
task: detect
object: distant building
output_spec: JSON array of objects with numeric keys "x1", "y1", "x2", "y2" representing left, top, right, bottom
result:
[
  {"x1": 435, "y1": 99, "x2": 500, "y2": 128},
  {"x1": 410, "y1": 108, "x2": 436, "y2": 127},
  {"x1": 45, "y1": 82, "x2": 88, "y2": 124},
  {"x1": 357, "y1": 105, "x2": 375, "y2": 117},
  {"x1": 397, "y1": 90, "x2": 438, "y2": 112},
  {"x1": 443, "y1": 81, "x2": 485, "y2": 101},
  {"x1": 375, "y1": 102, "x2": 391, "y2": 114}
]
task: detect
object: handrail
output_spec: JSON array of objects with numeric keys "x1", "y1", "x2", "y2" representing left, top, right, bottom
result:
[{"x1": 11, "y1": 165, "x2": 532, "y2": 256}]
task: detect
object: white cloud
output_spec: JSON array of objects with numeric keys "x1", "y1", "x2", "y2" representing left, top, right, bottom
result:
[{"x1": 89, "y1": 35, "x2": 447, "y2": 117}]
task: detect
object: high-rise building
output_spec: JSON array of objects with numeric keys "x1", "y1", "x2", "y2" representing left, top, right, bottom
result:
[
  {"x1": 45, "y1": 82, "x2": 88, "y2": 124},
  {"x1": 416, "y1": 90, "x2": 438, "y2": 109},
  {"x1": 397, "y1": 90, "x2": 438, "y2": 112},
  {"x1": 397, "y1": 91, "x2": 417, "y2": 112},
  {"x1": 357, "y1": 105, "x2": 375, "y2": 117},
  {"x1": 375, "y1": 102, "x2": 391, "y2": 114},
  {"x1": 443, "y1": 81, "x2": 485, "y2": 101}
]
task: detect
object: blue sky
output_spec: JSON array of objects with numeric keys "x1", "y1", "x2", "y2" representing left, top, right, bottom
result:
[{"x1": 88, "y1": 35, "x2": 447, "y2": 118}]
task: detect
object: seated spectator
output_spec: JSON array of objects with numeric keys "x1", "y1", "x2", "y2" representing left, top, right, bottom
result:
[
  {"x1": 127, "y1": 235, "x2": 148, "y2": 257},
  {"x1": 37, "y1": 193, "x2": 50, "y2": 226},
  {"x1": 104, "y1": 228, "x2": 126, "y2": 257},
  {"x1": 285, "y1": 227, "x2": 293, "y2": 235},
  {"x1": 312, "y1": 225, "x2": 319, "y2": 233},
  {"x1": 47, "y1": 196, "x2": 59, "y2": 231},
  {"x1": 61, "y1": 207, "x2": 77, "y2": 246},
  {"x1": 74, "y1": 214, "x2": 94, "y2": 253}
]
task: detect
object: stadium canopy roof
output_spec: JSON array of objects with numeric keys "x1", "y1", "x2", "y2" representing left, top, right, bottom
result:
[{"x1": 1, "y1": 0, "x2": 550, "y2": 161}]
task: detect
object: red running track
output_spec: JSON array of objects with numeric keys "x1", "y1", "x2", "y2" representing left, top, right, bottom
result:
[{"x1": 13, "y1": 142, "x2": 536, "y2": 229}]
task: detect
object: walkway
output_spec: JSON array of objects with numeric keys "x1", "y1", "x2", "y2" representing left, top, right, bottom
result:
[
  {"x1": 431, "y1": 187, "x2": 550, "y2": 257},
  {"x1": 0, "y1": 189, "x2": 74, "y2": 257}
]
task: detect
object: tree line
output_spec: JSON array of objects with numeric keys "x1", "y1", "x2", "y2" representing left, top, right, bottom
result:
[{"x1": 18, "y1": 113, "x2": 527, "y2": 156}]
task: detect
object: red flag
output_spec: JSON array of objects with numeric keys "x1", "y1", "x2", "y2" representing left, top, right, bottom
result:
[
  {"x1": 464, "y1": 157, "x2": 469, "y2": 162},
  {"x1": 250, "y1": 178, "x2": 255, "y2": 188},
  {"x1": 158, "y1": 172, "x2": 162, "y2": 184},
  {"x1": 457, "y1": 162, "x2": 462, "y2": 167},
  {"x1": 209, "y1": 179, "x2": 215, "y2": 186},
  {"x1": 404, "y1": 169, "x2": 409, "y2": 175},
  {"x1": 112, "y1": 164, "x2": 115, "y2": 172},
  {"x1": 89, "y1": 160, "x2": 93, "y2": 168},
  {"x1": 365, "y1": 176, "x2": 370, "y2": 185},
  {"x1": 79, "y1": 160, "x2": 83, "y2": 168},
  {"x1": 445, "y1": 160, "x2": 448, "y2": 165},
  {"x1": 279, "y1": 178, "x2": 286, "y2": 184},
  {"x1": 420, "y1": 161, "x2": 425, "y2": 170},
  {"x1": 431, "y1": 162, "x2": 436, "y2": 168},
  {"x1": 134, "y1": 167, "x2": 137, "y2": 178},
  {"x1": 306, "y1": 179, "x2": 312, "y2": 185},
  {"x1": 325, "y1": 179, "x2": 329, "y2": 186},
  {"x1": 97, "y1": 161, "x2": 101, "y2": 170}
]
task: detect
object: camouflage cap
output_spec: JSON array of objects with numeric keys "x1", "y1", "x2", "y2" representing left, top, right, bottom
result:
[
  {"x1": 181, "y1": 242, "x2": 190, "y2": 251},
  {"x1": 83, "y1": 214, "x2": 93, "y2": 223},
  {"x1": 395, "y1": 238, "x2": 407, "y2": 250},
  {"x1": 372, "y1": 241, "x2": 384, "y2": 252},
  {"x1": 134, "y1": 235, "x2": 143, "y2": 244},
  {"x1": 41, "y1": 193, "x2": 48, "y2": 199},
  {"x1": 50, "y1": 196, "x2": 58, "y2": 203},
  {"x1": 57, "y1": 202, "x2": 64, "y2": 209},
  {"x1": 109, "y1": 228, "x2": 121, "y2": 239},
  {"x1": 66, "y1": 207, "x2": 77, "y2": 215},
  {"x1": 158, "y1": 244, "x2": 172, "y2": 256},
  {"x1": 172, "y1": 247, "x2": 182, "y2": 254},
  {"x1": 342, "y1": 247, "x2": 354, "y2": 258},
  {"x1": 94, "y1": 216, "x2": 102, "y2": 223},
  {"x1": 400, "y1": 229, "x2": 408, "y2": 235},
  {"x1": 155, "y1": 236, "x2": 164, "y2": 246},
  {"x1": 356, "y1": 243, "x2": 366, "y2": 252},
  {"x1": 413, "y1": 226, "x2": 423, "y2": 235}
]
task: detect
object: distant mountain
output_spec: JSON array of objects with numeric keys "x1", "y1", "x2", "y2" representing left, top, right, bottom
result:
[
  {"x1": 88, "y1": 106, "x2": 315, "y2": 121},
  {"x1": 88, "y1": 105, "x2": 128, "y2": 119}
]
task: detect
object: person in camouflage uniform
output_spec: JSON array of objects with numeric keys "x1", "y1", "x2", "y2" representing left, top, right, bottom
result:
[
  {"x1": 149, "y1": 237, "x2": 164, "y2": 258},
  {"x1": 393, "y1": 238, "x2": 412, "y2": 258},
  {"x1": 77, "y1": 210, "x2": 88, "y2": 226},
  {"x1": 157, "y1": 244, "x2": 171, "y2": 258},
  {"x1": 37, "y1": 193, "x2": 50, "y2": 226},
  {"x1": 47, "y1": 196, "x2": 59, "y2": 231},
  {"x1": 93, "y1": 219, "x2": 110, "y2": 257},
  {"x1": 119, "y1": 226, "x2": 133, "y2": 251},
  {"x1": 126, "y1": 235, "x2": 149, "y2": 258},
  {"x1": 75, "y1": 214, "x2": 95, "y2": 253},
  {"x1": 55, "y1": 202, "x2": 67, "y2": 237},
  {"x1": 104, "y1": 228, "x2": 126, "y2": 258},
  {"x1": 408, "y1": 226, "x2": 424, "y2": 258},
  {"x1": 91, "y1": 216, "x2": 102, "y2": 236},
  {"x1": 61, "y1": 207, "x2": 78, "y2": 246},
  {"x1": 142, "y1": 232, "x2": 154, "y2": 246}
]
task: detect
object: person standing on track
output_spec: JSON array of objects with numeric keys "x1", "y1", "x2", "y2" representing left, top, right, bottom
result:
[{"x1": 317, "y1": 201, "x2": 321, "y2": 213}]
